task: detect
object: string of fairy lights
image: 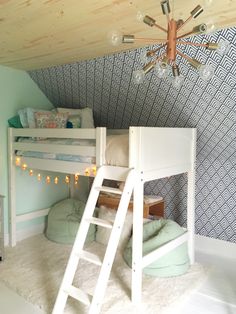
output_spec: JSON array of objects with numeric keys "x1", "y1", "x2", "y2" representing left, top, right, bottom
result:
[{"x1": 15, "y1": 156, "x2": 97, "y2": 185}]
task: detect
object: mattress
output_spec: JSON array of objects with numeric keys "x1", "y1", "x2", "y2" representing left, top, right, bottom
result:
[{"x1": 16, "y1": 134, "x2": 129, "y2": 166}]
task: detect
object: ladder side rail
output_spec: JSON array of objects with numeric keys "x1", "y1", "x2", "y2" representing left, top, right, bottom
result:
[
  {"x1": 52, "y1": 166, "x2": 105, "y2": 314},
  {"x1": 187, "y1": 129, "x2": 197, "y2": 264},
  {"x1": 89, "y1": 168, "x2": 136, "y2": 313}
]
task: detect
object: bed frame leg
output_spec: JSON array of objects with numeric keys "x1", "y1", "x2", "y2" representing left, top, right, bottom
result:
[
  {"x1": 131, "y1": 180, "x2": 144, "y2": 303},
  {"x1": 8, "y1": 128, "x2": 16, "y2": 247},
  {"x1": 187, "y1": 169, "x2": 195, "y2": 264}
]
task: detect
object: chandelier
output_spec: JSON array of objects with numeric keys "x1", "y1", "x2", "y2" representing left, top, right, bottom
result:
[{"x1": 110, "y1": 0, "x2": 230, "y2": 89}]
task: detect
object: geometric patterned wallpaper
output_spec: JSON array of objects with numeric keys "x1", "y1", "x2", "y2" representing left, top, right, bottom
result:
[{"x1": 28, "y1": 27, "x2": 236, "y2": 243}]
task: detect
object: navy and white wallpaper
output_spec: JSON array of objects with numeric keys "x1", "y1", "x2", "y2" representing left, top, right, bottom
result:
[{"x1": 28, "y1": 27, "x2": 236, "y2": 243}]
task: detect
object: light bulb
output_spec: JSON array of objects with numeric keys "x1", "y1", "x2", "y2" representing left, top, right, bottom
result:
[
  {"x1": 203, "y1": 0, "x2": 213, "y2": 8},
  {"x1": 29, "y1": 169, "x2": 34, "y2": 176},
  {"x1": 199, "y1": 64, "x2": 214, "y2": 81},
  {"x1": 21, "y1": 163, "x2": 27, "y2": 171},
  {"x1": 154, "y1": 62, "x2": 169, "y2": 78},
  {"x1": 65, "y1": 175, "x2": 70, "y2": 183},
  {"x1": 172, "y1": 75, "x2": 184, "y2": 89},
  {"x1": 136, "y1": 11, "x2": 145, "y2": 22},
  {"x1": 108, "y1": 30, "x2": 123, "y2": 46},
  {"x1": 132, "y1": 70, "x2": 145, "y2": 84},
  {"x1": 217, "y1": 40, "x2": 230, "y2": 55},
  {"x1": 139, "y1": 49, "x2": 148, "y2": 64},
  {"x1": 15, "y1": 157, "x2": 21, "y2": 166},
  {"x1": 205, "y1": 19, "x2": 216, "y2": 34}
]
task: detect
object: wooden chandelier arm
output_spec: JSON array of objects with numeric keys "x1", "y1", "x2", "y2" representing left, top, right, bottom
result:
[
  {"x1": 177, "y1": 15, "x2": 193, "y2": 32},
  {"x1": 176, "y1": 41, "x2": 208, "y2": 48},
  {"x1": 154, "y1": 23, "x2": 167, "y2": 33},
  {"x1": 135, "y1": 37, "x2": 168, "y2": 44}
]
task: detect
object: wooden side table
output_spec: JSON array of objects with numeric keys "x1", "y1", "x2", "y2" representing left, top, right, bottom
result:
[
  {"x1": 0, "y1": 195, "x2": 4, "y2": 261},
  {"x1": 97, "y1": 194, "x2": 164, "y2": 219}
]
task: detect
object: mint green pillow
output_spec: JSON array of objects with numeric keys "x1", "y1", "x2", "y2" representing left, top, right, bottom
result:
[
  {"x1": 123, "y1": 219, "x2": 190, "y2": 277},
  {"x1": 8, "y1": 115, "x2": 23, "y2": 128},
  {"x1": 46, "y1": 198, "x2": 96, "y2": 244}
]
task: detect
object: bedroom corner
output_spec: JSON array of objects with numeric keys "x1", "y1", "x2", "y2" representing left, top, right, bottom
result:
[{"x1": 0, "y1": 65, "x2": 69, "y2": 245}]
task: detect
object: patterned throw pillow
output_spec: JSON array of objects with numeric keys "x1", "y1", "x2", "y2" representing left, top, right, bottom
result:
[
  {"x1": 57, "y1": 107, "x2": 94, "y2": 128},
  {"x1": 66, "y1": 114, "x2": 81, "y2": 128},
  {"x1": 35, "y1": 112, "x2": 68, "y2": 128}
]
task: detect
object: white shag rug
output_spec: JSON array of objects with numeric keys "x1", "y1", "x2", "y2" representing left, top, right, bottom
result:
[{"x1": 0, "y1": 235, "x2": 208, "y2": 314}]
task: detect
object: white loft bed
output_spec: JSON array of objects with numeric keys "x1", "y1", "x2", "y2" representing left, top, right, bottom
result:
[{"x1": 8, "y1": 126, "x2": 196, "y2": 303}]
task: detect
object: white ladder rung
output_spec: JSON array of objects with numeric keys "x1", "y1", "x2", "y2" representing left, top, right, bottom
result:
[
  {"x1": 97, "y1": 186, "x2": 122, "y2": 195},
  {"x1": 77, "y1": 250, "x2": 103, "y2": 266},
  {"x1": 87, "y1": 217, "x2": 113, "y2": 229},
  {"x1": 65, "y1": 285, "x2": 92, "y2": 306}
]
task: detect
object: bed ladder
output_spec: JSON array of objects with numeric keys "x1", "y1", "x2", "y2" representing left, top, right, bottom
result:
[{"x1": 52, "y1": 165, "x2": 136, "y2": 314}]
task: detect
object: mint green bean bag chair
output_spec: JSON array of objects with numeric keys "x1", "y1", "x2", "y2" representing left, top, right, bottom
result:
[
  {"x1": 46, "y1": 198, "x2": 96, "y2": 244},
  {"x1": 123, "y1": 219, "x2": 190, "y2": 277}
]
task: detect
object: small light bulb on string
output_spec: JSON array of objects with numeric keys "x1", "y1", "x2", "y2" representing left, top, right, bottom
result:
[
  {"x1": 92, "y1": 166, "x2": 97, "y2": 176},
  {"x1": 29, "y1": 169, "x2": 34, "y2": 176},
  {"x1": 46, "y1": 176, "x2": 51, "y2": 184},
  {"x1": 21, "y1": 163, "x2": 27, "y2": 171},
  {"x1": 15, "y1": 157, "x2": 21, "y2": 166},
  {"x1": 37, "y1": 173, "x2": 41, "y2": 181},
  {"x1": 74, "y1": 173, "x2": 79, "y2": 185},
  {"x1": 65, "y1": 175, "x2": 70, "y2": 184},
  {"x1": 85, "y1": 168, "x2": 90, "y2": 176},
  {"x1": 54, "y1": 176, "x2": 59, "y2": 185}
]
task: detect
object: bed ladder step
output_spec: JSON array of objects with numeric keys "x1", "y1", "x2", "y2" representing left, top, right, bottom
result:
[
  {"x1": 86, "y1": 217, "x2": 113, "y2": 229},
  {"x1": 96, "y1": 186, "x2": 122, "y2": 195},
  {"x1": 65, "y1": 285, "x2": 92, "y2": 305},
  {"x1": 77, "y1": 250, "x2": 103, "y2": 266},
  {"x1": 52, "y1": 165, "x2": 136, "y2": 314}
]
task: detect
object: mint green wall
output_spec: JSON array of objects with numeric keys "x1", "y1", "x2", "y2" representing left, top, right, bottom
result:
[{"x1": 0, "y1": 65, "x2": 69, "y2": 235}]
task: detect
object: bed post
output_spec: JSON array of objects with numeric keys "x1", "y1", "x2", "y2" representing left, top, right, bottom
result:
[
  {"x1": 129, "y1": 127, "x2": 144, "y2": 303},
  {"x1": 132, "y1": 179, "x2": 144, "y2": 303},
  {"x1": 8, "y1": 128, "x2": 16, "y2": 247},
  {"x1": 187, "y1": 129, "x2": 197, "y2": 264},
  {"x1": 96, "y1": 127, "x2": 106, "y2": 167}
]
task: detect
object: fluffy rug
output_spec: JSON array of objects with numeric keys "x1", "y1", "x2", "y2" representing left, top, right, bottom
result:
[{"x1": 0, "y1": 235, "x2": 208, "y2": 314}]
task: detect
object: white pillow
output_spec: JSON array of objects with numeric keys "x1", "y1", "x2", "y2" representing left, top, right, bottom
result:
[
  {"x1": 105, "y1": 134, "x2": 129, "y2": 167},
  {"x1": 57, "y1": 107, "x2": 94, "y2": 128},
  {"x1": 96, "y1": 206, "x2": 133, "y2": 251}
]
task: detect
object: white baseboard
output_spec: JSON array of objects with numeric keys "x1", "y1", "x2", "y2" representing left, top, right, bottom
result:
[
  {"x1": 4, "y1": 223, "x2": 45, "y2": 246},
  {"x1": 195, "y1": 234, "x2": 236, "y2": 260}
]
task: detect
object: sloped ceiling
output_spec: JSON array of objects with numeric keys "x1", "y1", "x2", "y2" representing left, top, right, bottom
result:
[{"x1": 0, "y1": 0, "x2": 236, "y2": 70}]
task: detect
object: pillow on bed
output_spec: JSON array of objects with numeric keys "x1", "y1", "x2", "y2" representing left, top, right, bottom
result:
[
  {"x1": 18, "y1": 107, "x2": 53, "y2": 128},
  {"x1": 105, "y1": 134, "x2": 129, "y2": 167},
  {"x1": 66, "y1": 114, "x2": 81, "y2": 128},
  {"x1": 57, "y1": 107, "x2": 94, "y2": 128},
  {"x1": 8, "y1": 115, "x2": 23, "y2": 128},
  {"x1": 35, "y1": 112, "x2": 68, "y2": 128}
]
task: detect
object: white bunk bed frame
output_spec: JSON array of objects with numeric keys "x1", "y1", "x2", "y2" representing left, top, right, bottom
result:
[{"x1": 8, "y1": 126, "x2": 196, "y2": 303}]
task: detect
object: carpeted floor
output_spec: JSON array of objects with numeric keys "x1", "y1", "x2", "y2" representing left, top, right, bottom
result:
[{"x1": 0, "y1": 235, "x2": 208, "y2": 314}]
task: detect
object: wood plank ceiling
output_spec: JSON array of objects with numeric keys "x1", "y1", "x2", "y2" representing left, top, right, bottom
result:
[{"x1": 0, "y1": 0, "x2": 235, "y2": 70}]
